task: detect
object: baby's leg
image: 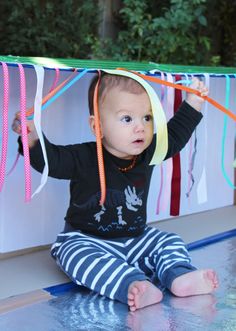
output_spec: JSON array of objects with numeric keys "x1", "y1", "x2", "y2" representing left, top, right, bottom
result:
[
  {"x1": 170, "y1": 269, "x2": 219, "y2": 297},
  {"x1": 51, "y1": 232, "x2": 150, "y2": 305},
  {"x1": 127, "y1": 280, "x2": 163, "y2": 312}
]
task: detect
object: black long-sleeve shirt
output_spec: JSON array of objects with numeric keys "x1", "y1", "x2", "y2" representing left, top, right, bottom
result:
[{"x1": 21, "y1": 101, "x2": 202, "y2": 238}]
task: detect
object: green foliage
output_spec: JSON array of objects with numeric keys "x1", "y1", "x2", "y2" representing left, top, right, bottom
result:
[
  {"x1": 205, "y1": 0, "x2": 236, "y2": 67},
  {"x1": 0, "y1": 0, "x2": 98, "y2": 58},
  {"x1": 90, "y1": 0, "x2": 210, "y2": 65},
  {"x1": 0, "y1": 0, "x2": 235, "y2": 66}
]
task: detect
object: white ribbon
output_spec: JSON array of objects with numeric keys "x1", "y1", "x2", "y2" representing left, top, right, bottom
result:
[{"x1": 31, "y1": 65, "x2": 49, "y2": 197}]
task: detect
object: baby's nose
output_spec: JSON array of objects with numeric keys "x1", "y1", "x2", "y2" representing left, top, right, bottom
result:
[{"x1": 134, "y1": 119, "x2": 145, "y2": 132}]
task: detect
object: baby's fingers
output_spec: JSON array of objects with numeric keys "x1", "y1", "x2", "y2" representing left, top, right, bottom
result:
[
  {"x1": 12, "y1": 118, "x2": 22, "y2": 134},
  {"x1": 190, "y1": 78, "x2": 209, "y2": 97},
  {"x1": 199, "y1": 85, "x2": 209, "y2": 97}
]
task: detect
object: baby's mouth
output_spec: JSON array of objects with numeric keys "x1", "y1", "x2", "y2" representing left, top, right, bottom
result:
[{"x1": 133, "y1": 139, "x2": 144, "y2": 144}]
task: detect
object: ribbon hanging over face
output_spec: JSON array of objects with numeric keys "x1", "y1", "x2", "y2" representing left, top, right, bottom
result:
[
  {"x1": 94, "y1": 68, "x2": 168, "y2": 205},
  {"x1": 104, "y1": 69, "x2": 168, "y2": 166}
]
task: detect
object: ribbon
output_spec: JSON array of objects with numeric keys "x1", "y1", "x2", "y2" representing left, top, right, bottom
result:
[
  {"x1": 156, "y1": 72, "x2": 174, "y2": 215},
  {"x1": 105, "y1": 69, "x2": 168, "y2": 166},
  {"x1": 29, "y1": 69, "x2": 89, "y2": 196},
  {"x1": 99, "y1": 69, "x2": 168, "y2": 205},
  {"x1": 1, "y1": 62, "x2": 236, "y2": 205},
  {"x1": 170, "y1": 75, "x2": 182, "y2": 216},
  {"x1": 221, "y1": 75, "x2": 236, "y2": 189},
  {"x1": 49, "y1": 67, "x2": 60, "y2": 93},
  {"x1": 93, "y1": 70, "x2": 106, "y2": 205},
  {"x1": 31, "y1": 65, "x2": 48, "y2": 197},
  {"x1": 197, "y1": 73, "x2": 210, "y2": 204},
  {"x1": 186, "y1": 129, "x2": 198, "y2": 198},
  {"x1": 0, "y1": 62, "x2": 9, "y2": 192},
  {"x1": 17, "y1": 64, "x2": 31, "y2": 202},
  {"x1": 26, "y1": 69, "x2": 78, "y2": 119},
  {"x1": 156, "y1": 71, "x2": 166, "y2": 215},
  {"x1": 123, "y1": 70, "x2": 236, "y2": 122}
]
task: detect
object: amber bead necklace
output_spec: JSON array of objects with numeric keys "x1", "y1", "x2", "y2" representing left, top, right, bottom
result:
[{"x1": 118, "y1": 155, "x2": 138, "y2": 172}]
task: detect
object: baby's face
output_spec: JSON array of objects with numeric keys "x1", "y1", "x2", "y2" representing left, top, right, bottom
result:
[{"x1": 99, "y1": 86, "x2": 154, "y2": 159}]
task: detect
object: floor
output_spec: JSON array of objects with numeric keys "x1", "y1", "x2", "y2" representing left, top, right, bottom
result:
[
  {"x1": 0, "y1": 234, "x2": 236, "y2": 331},
  {"x1": 0, "y1": 205, "x2": 235, "y2": 301},
  {"x1": 0, "y1": 205, "x2": 235, "y2": 330}
]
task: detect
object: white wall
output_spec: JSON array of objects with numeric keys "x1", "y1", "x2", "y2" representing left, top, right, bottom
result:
[{"x1": 0, "y1": 66, "x2": 235, "y2": 252}]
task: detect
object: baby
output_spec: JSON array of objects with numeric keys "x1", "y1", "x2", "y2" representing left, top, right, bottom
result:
[{"x1": 13, "y1": 72, "x2": 218, "y2": 311}]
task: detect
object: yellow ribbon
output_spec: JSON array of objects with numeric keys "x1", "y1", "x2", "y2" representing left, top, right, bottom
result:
[{"x1": 103, "y1": 69, "x2": 168, "y2": 165}]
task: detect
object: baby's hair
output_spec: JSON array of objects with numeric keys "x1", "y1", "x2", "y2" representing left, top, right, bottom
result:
[{"x1": 88, "y1": 73, "x2": 146, "y2": 115}]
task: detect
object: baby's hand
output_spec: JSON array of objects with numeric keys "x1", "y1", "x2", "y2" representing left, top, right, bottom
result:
[
  {"x1": 12, "y1": 114, "x2": 38, "y2": 148},
  {"x1": 185, "y1": 77, "x2": 208, "y2": 112}
]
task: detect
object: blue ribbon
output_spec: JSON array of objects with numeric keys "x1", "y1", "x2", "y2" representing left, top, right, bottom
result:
[
  {"x1": 221, "y1": 75, "x2": 236, "y2": 189},
  {"x1": 28, "y1": 68, "x2": 89, "y2": 119}
]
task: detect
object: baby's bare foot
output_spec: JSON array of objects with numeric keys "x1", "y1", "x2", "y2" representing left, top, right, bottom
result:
[
  {"x1": 171, "y1": 269, "x2": 219, "y2": 297},
  {"x1": 127, "y1": 280, "x2": 163, "y2": 312}
]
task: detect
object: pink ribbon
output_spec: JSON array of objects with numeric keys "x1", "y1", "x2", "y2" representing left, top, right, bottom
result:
[
  {"x1": 49, "y1": 67, "x2": 60, "y2": 92},
  {"x1": 18, "y1": 63, "x2": 31, "y2": 202},
  {"x1": 0, "y1": 62, "x2": 10, "y2": 192}
]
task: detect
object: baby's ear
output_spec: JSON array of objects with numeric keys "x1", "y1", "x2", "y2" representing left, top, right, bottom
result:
[
  {"x1": 89, "y1": 116, "x2": 103, "y2": 138},
  {"x1": 89, "y1": 115, "x2": 96, "y2": 135}
]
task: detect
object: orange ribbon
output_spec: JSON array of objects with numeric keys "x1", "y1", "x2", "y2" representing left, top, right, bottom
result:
[{"x1": 119, "y1": 69, "x2": 236, "y2": 122}]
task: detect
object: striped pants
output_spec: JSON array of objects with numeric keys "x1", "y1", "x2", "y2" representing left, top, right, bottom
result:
[{"x1": 51, "y1": 226, "x2": 196, "y2": 304}]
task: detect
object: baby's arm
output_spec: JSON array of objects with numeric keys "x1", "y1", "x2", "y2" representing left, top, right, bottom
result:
[
  {"x1": 185, "y1": 77, "x2": 208, "y2": 112},
  {"x1": 12, "y1": 114, "x2": 38, "y2": 148},
  {"x1": 12, "y1": 114, "x2": 81, "y2": 180}
]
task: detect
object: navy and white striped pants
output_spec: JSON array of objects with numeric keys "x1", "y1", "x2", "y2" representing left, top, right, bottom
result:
[{"x1": 51, "y1": 226, "x2": 196, "y2": 304}]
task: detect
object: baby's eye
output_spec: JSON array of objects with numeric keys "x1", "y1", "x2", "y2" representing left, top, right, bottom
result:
[
  {"x1": 121, "y1": 115, "x2": 132, "y2": 123},
  {"x1": 144, "y1": 114, "x2": 153, "y2": 122}
]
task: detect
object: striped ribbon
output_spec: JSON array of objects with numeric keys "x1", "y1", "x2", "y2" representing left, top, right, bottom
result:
[
  {"x1": 7, "y1": 67, "x2": 61, "y2": 179},
  {"x1": 1, "y1": 63, "x2": 236, "y2": 205},
  {"x1": 93, "y1": 70, "x2": 106, "y2": 205},
  {"x1": 0, "y1": 62, "x2": 9, "y2": 192},
  {"x1": 30, "y1": 69, "x2": 88, "y2": 197},
  {"x1": 17, "y1": 64, "x2": 31, "y2": 202}
]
